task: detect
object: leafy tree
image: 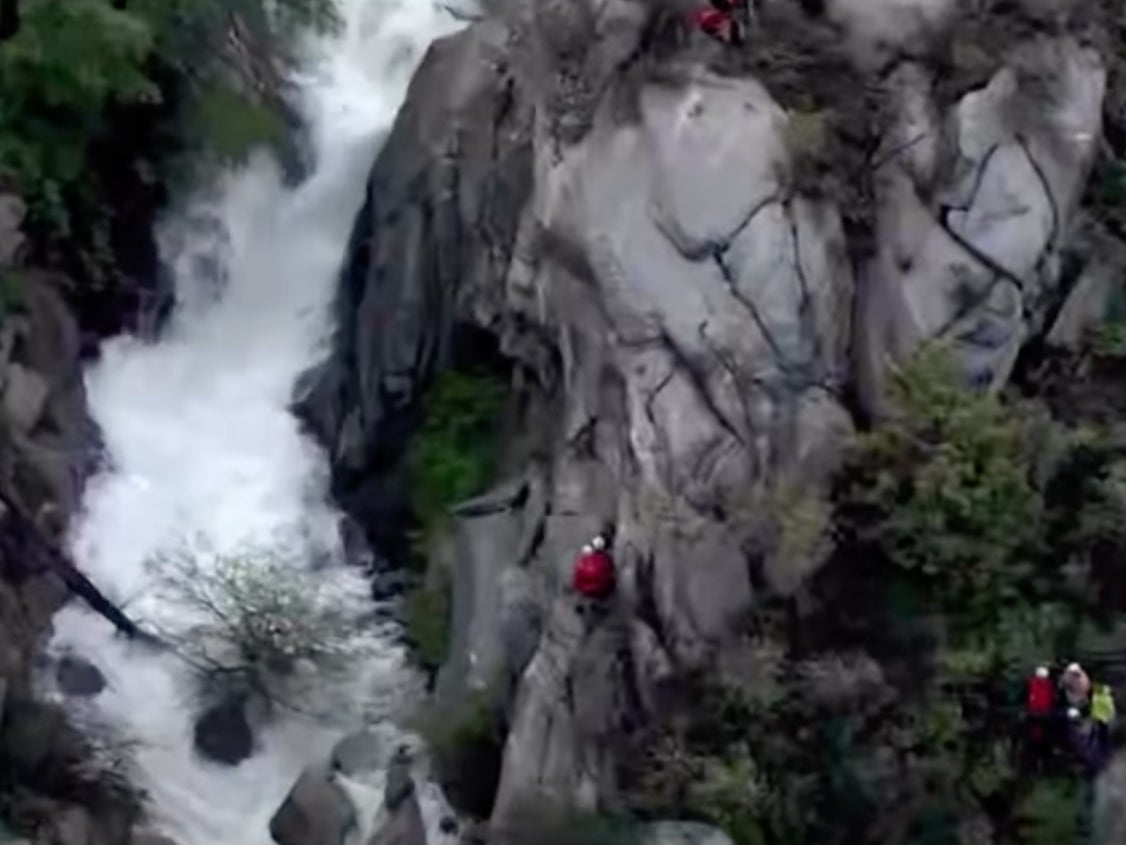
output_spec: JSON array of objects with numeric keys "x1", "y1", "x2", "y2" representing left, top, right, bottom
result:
[
  {"x1": 0, "y1": 0, "x2": 338, "y2": 295},
  {"x1": 0, "y1": 0, "x2": 155, "y2": 225},
  {"x1": 840, "y1": 343, "x2": 1063, "y2": 632},
  {"x1": 149, "y1": 541, "x2": 401, "y2": 720}
]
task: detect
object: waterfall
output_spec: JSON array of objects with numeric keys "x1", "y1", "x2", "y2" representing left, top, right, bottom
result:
[{"x1": 42, "y1": 2, "x2": 465, "y2": 843}]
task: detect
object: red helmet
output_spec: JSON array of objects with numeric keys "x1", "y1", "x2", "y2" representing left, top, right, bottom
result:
[{"x1": 573, "y1": 546, "x2": 616, "y2": 599}]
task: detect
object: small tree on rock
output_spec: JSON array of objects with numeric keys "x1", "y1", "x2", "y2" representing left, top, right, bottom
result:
[{"x1": 149, "y1": 541, "x2": 408, "y2": 721}]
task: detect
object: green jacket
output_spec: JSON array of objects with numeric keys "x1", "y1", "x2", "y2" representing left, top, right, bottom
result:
[{"x1": 1092, "y1": 685, "x2": 1117, "y2": 725}]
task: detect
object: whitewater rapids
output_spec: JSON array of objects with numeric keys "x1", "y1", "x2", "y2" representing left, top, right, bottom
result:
[{"x1": 43, "y1": 2, "x2": 465, "y2": 843}]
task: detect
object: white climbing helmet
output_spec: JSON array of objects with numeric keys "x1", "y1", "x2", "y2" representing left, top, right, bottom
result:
[
  {"x1": 581, "y1": 544, "x2": 594, "y2": 555},
  {"x1": 1067, "y1": 662, "x2": 1083, "y2": 675},
  {"x1": 592, "y1": 535, "x2": 606, "y2": 551},
  {"x1": 1035, "y1": 666, "x2": 1049, "y2": 679}
]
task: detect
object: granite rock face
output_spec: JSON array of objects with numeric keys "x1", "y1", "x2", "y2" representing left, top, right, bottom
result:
[{"x1": 302, "y1": 0, "x2": 1115, "y2": 830}]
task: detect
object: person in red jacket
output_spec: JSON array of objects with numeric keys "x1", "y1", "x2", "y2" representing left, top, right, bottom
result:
[
  {"x1": 572, "y1": 535, "x2": 616, "y2": 604},
  {"x1": 1026, "y1": 665, "x2": 1055, "y2": 771},
  {"x1": 691, "y1": 0, "x2": 747, "y2": 46}
]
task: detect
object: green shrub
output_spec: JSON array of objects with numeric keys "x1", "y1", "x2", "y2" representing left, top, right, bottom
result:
[
  {"x1": 0, "y1": 0, "x2": 155, "y2": 226},
  {"x1": 405, "y1": 567, "x2": 452, "y2": 670},
  {"x1": 415, "y1": 690, "x2": 505, "y2": 817},
  {"x1": 0, "y1": 272, "x2": 25, "y2": 317},
  {"x1": 187, "y1": 85, "x2": 287, "y2": 165},
  {"x1": 408, "y1": 369, "x2": 506, "y2": 540},
  {"x1": 1089, "y1": 321, "x2": 1126, "y2": 358},
  {"x1": 841, "y1": 343, "x2": 1058, "y2": 631},
  {"x1": 1014, "y1": 780, "x2": 1084, "y2": 845},
  {"x1": 496, "y1": 806, "x2": 645, "y2": 845},
  {"x1": 0, "y1": 0, "x2": 338, "y2": 287},
  {"x1": 148, "y1": 541, "x2": 389, "y2": 719}
]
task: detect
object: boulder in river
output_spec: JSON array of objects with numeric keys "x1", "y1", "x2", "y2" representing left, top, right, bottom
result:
[
  {"x1": 192, "y1": 696, "x2": 253, "y2": 766},
  {"x1": 366, "y1": 792, "x2": 425, "y2": 845},
  {"x1": 55, "y1": 654, "x2": 106, "y2": 697},
  {"x1": 269, "y1": 766, "x2": 356, "y2": 845},
  {"x1": 330, "y1": 730, "x2": 385, "y2": 778}
]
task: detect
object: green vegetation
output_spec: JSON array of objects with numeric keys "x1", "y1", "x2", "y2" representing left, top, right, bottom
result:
[
  {"x1": 0, "y1": 0, "x2": 336, "y2": 291},
  {"x1": 415, "y1": 690, "x2": 505, "y2": 818},
  {"x1": 622, "y1": 342, "x2": 1122, "y2": 845},
  {"x1": 1014, "y1": 780, "x2": 1085, "y2": 845},
  {"x1": 150, "y1": 541, "x2": 380, "y2": 718},
  {"x1": 404, "y1": 366, "x2": 504, "y2": 668},
  {"x1": 0, "y1": 272, "x2": 25, "y2": 318},
  {"x1": 407, "y1": 368, "x2": 506, "y2": 542},
  {"x1": 405, "y1": 566, "x2": 451, "y2": 670},
  {"x1": 495, "y1": 805, "x2": 644, "y2": 845},
  {"x1": 841, "y1": 344, "x2": 1063, "y2": 632}
]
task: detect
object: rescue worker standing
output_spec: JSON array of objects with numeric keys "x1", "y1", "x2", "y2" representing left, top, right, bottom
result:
[
  {"x1": 1025, "y1": 665, "x2": 1055, "y2": 771},
  {"x1": 1092, "y1": 684, "x2": 1116, "y2": 760},
  {"x1": 1061, "y1": 662, "x2": 1093, "y2": 712}
]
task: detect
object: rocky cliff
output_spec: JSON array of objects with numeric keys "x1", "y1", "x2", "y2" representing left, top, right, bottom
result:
[
  {"x1": 301, "y1": 0, "x2": 1126, "y2": 838},
  {"x1": 0, "y1": 195, "x2": 145, "y2": 845}
]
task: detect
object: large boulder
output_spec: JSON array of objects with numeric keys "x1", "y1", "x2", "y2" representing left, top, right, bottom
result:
[
  {"x1": 55, "y1": 654, "x2": 106, "y2": 698},
  {"x1": 857, "y1": 40, "x2": 1106, "y2": 411},
  {"x1": 366, "y1": 793, "x2": 425, "y2": 845},
  {"x1": 0, "y1": 272, "x2": 97, "y2": 520},
  {"x1": 192, "y1": 697, "x2": 253, "y2": 766},
  {"x1": 269, "y1": 766, "x2": 357, "y2": 845}
]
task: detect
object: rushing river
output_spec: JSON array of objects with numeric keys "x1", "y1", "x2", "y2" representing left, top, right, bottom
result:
[{"x1": 44, "y1": 2, "x2": 463, "y2": 842}]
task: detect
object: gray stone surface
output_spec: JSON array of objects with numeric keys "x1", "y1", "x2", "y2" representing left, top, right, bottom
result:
[
  {"x1": 858, "y1": 39, "x2": 1106, "y2": 410},
  {"x1": 366, "y1": 792, "x2": 426, "y2": 845},
  {"x1": 1, "y1": 364, "x2": 49, "y2": 434},
  {"x1": 304, "y1": 0, "x2": 1114, "y2": 832},
  {"x1": 269, "y1": 767, "x2": 356, "y2": 845},
  {"x1": 0, "y1": 194, "x2": 25, "y2": 268},
  {"x1": 331, "y1": 731, "x2": 385, "y2": 777},
  {"x1": 641, "y1": 822, "x2": 736, "y2": 845}
]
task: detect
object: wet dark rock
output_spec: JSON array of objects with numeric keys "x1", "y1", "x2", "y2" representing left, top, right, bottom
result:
[
  {"x1": 193, "y1": 697, "x2": 253, "y2": 766},
  {"x1": 383, "y1": 746, "x2": 415, "y2": 812},
  {"x1": 270, "y1": 766, "x2": 356, "y2": 845},
  {"x1": 366, "y1": 791, "x2": 425, "y2": 845},
  {"x1": 55, "y1": 655, "x2": 106, "y2": 697},
  {"x1": 330, "y1": 730, "x2": 385, "y2": 777},
  {"x1": 371, "y1": 570, "x2": 411, "y2": 602}
]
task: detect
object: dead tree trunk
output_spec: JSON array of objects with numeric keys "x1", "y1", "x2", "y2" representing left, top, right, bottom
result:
[{"x1": 0, "y1": 488, "x2": 144, "y2": 639}]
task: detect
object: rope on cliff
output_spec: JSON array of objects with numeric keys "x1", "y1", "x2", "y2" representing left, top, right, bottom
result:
[{"x1": 0, "y1": 487, "x2": 149, "y2": 640}]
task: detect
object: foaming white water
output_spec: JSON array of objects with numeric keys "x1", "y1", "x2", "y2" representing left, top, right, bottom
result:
[{"x1": 45, "y1": 3, "x2": 465, "y2": 843}]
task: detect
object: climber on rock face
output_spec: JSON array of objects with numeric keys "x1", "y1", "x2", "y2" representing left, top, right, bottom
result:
[
  {"x1": 691, "y1": 0, "x2": 746, "y2": 46},
  {"x1": 572, "y1": 534, "x2": 617, "y2": 604}
]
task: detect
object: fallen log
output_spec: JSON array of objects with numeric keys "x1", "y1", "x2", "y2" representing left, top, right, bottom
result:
[{"x1": 0, "y1": 488, "x2": 145, "y2": 640}]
